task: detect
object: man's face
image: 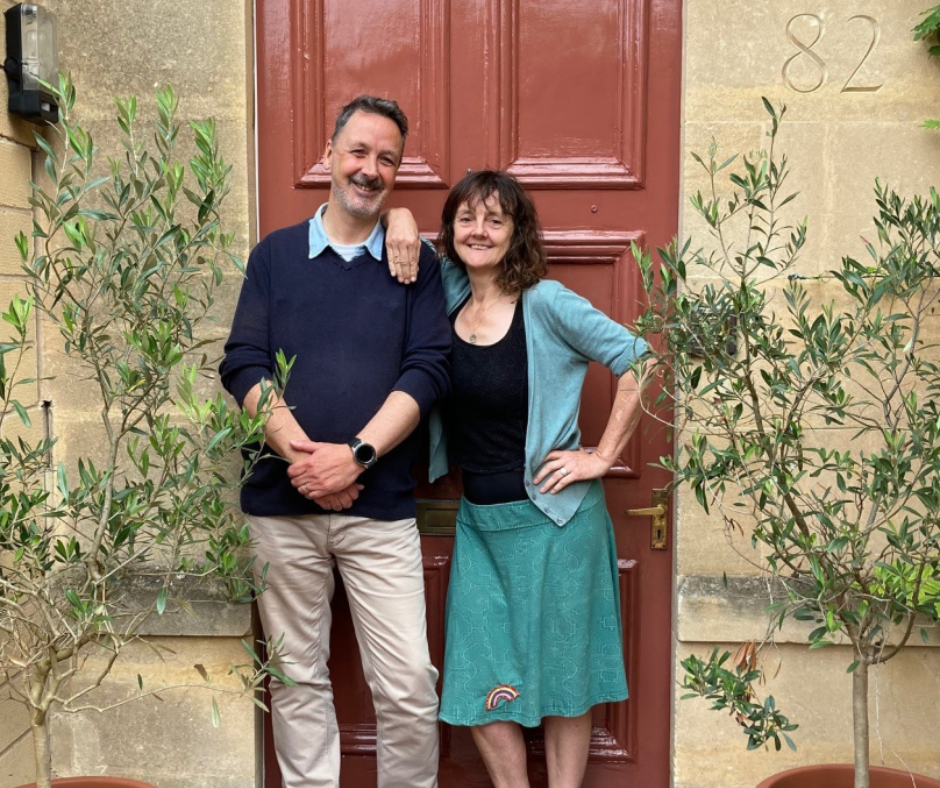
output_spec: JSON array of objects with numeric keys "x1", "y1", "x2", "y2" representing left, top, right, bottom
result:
[{"x1": 324, "y1": 110, "x2": 404, "y2": 220}]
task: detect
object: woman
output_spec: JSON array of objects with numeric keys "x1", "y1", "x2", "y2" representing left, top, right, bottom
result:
[{"x1": 390, "y1": 171, "x2": 647, "y2": 788}]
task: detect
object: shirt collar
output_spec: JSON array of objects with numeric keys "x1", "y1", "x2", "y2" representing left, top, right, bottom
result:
[{"x1": 308, "y1": 204, "x2": 385, "y2": 261}]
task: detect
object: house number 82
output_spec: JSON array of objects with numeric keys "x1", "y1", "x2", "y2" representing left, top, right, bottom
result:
[{"x1": 783, "y1": 14, "x2": 884, "y2": 94}]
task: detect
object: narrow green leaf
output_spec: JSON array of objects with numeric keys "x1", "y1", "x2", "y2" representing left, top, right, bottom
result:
[
  {"x1": 56, "y1": 462, "x2": 69, "y2": 501},
  {"x1": 761, "y1": 96, "x2": 776, "y2": 119},
  {"x1": 12, "y1": 401, "x2": 31, "y2": 427}
]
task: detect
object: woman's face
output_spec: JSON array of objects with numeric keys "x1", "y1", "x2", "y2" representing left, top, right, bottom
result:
[{"x1": 453, "y1": 192, "x2": 514, "y2": 274}]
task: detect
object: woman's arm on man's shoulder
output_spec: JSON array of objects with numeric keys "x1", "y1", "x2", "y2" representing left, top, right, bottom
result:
[
  {"x1": 383, "y1": 207, "x2": 470, "y2": 311},
  {"x1": 383, "y1": 207, "x2": 422, "y2": 283}
]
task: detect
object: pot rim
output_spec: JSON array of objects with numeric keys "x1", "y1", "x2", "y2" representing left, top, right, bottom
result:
[
  {"x1": 16, "y1": 778, "x2": 158, "y2": 788},
  {"x1": 757, "y1": 763, "x2": 940, "y2": 788}
]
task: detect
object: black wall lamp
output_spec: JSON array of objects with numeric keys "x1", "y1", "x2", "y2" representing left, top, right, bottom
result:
[{"x1": 4, "y1": 3, "x2": 58, "y2": 124}]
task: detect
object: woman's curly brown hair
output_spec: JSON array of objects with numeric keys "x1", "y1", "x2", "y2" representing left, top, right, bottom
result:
[{"x1": 438, "y1": 170, "x2": 548, "y2": 296}]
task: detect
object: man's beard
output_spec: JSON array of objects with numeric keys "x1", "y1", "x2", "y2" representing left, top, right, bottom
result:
[{"x1": 336, "y1": 175, "x2": 386, "y2": 218}]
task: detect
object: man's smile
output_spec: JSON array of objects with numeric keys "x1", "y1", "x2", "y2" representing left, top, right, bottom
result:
[{"x1": 350, "y1": 176, "x2": 382, "y2": 195}]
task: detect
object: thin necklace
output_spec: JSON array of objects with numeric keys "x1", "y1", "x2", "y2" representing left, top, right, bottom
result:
[{"x1": 466, "y1": 295, "x2": 502, "y2": 344}]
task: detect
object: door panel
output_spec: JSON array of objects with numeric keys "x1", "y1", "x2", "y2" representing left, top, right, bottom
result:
[
  {"x1": 256, "y1": 0, "x2": 681, "y2": 784},
  {"x1": 324, "y1": 547, "x2": 453, "y2": 786},
  {"x1": 288, "y1": 0, "x2": 449, "y2": 189},
  {"x1": 543, "y1": 230, "x2": 646, "y2": 467},
  {"x1": 491, "y1": 0, "x2": 648, "y2": 187}
]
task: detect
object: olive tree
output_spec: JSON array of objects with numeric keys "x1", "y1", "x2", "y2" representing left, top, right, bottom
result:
[
  {"x1": 0, "y1": 77, "x2": 283, "y2": 788},
  {"x1": 635, "y1": 101, "x2": 940, "y2": 788}
]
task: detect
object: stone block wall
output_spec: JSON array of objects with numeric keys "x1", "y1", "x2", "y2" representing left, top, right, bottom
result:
[
  {"x1": 4, "y1": 0, "x2": 940, "y2": 785},
  {"x1": 48, "y1": 601, "x2": 259, "y2": 788},
  {"x1": 0, "y1": 682, "x2": 34, "y2": 788},
  {"x1": 1, "y1": 0, "x2": 43, "y2": 783},
  {"x1": 0, "y1": 0, "x2": 258, "y2": 785},
  {"x1": 676, "y1": 1, "x2": 940, "y2": 785}
]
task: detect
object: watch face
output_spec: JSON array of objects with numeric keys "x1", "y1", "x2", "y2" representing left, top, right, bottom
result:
[{"x1": 354, "y1": 442, "x2": 377, "y2": 466}]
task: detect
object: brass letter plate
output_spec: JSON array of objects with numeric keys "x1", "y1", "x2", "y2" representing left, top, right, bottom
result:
[{"x1": 416, "y1": 499, "x2": 459, "y2": 536}]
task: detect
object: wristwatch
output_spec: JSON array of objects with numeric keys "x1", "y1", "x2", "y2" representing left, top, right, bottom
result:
[{"x1": 348, "y1": 437, "x2": 378, "y2": 469}]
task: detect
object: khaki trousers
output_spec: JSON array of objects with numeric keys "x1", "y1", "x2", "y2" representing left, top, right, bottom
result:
[{"x1": 249, "y1": 513, "x2": 440, "y2": 788}]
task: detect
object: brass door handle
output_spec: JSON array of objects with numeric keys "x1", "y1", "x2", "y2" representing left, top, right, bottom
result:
[
  {"x1": 626, "y1": 506, "x2": 665, "y2": 517},
  {"x1": 626, "y1": 488, "x2": 669, "y2": 550}
]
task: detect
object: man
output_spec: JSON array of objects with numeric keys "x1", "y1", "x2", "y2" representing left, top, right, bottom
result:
[{"x1": 220, "y1": 96, "x2": 449, "y2": 788}]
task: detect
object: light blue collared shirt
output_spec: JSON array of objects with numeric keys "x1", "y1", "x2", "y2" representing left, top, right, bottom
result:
[{"x1": 307, "y1": 203, "x2": 385, "y2": 261}]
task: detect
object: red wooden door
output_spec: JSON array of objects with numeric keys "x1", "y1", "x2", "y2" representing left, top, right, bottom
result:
[{"x1": 255, "y1": 1, "x2": 681, "y2": 786}]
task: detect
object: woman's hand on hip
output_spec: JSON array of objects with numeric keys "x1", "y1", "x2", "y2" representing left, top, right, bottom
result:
[{"x1": 534, "y1": 448, "x2": 611, "y2": 494}]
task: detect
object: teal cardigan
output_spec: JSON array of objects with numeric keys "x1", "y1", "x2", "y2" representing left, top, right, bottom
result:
[{"x1": 429, "y1": 257, "x2": 648, "y2": 526}]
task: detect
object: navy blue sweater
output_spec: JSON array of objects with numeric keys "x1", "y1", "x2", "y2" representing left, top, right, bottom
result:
[{"x1": 220, "y1": 220, "x2": 451, "y2": 520}]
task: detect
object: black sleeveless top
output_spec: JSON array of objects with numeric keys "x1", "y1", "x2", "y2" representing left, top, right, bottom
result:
[{"x1": 446, "y1": 298, "x2": 529, "y2": 503}]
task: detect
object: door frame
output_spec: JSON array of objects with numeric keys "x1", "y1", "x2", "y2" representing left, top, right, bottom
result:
[{"x1": 249, "y1": 0, "x2": 684, "y2": 783}]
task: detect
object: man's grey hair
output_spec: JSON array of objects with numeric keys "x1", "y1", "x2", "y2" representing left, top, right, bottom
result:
[{"x1": 331, "y1": 95, "x2": 409, "y2": 144}]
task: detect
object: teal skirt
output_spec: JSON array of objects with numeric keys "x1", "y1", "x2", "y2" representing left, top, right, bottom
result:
[{"x1": 439, "y1": 480, "x2": 628, "y2": 727}]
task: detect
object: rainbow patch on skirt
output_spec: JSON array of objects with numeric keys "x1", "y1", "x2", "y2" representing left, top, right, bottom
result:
[{"x1": 485, "y1": 684, "x2": 520, "y2": 711}]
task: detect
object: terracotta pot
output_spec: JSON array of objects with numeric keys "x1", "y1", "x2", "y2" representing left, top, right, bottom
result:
[
  {"x1": 757, "y1": 764, "x2": 940, "y2": 788},
  {"x1": 16, "y1": 778, "x2": 158, "y2": 788}
]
